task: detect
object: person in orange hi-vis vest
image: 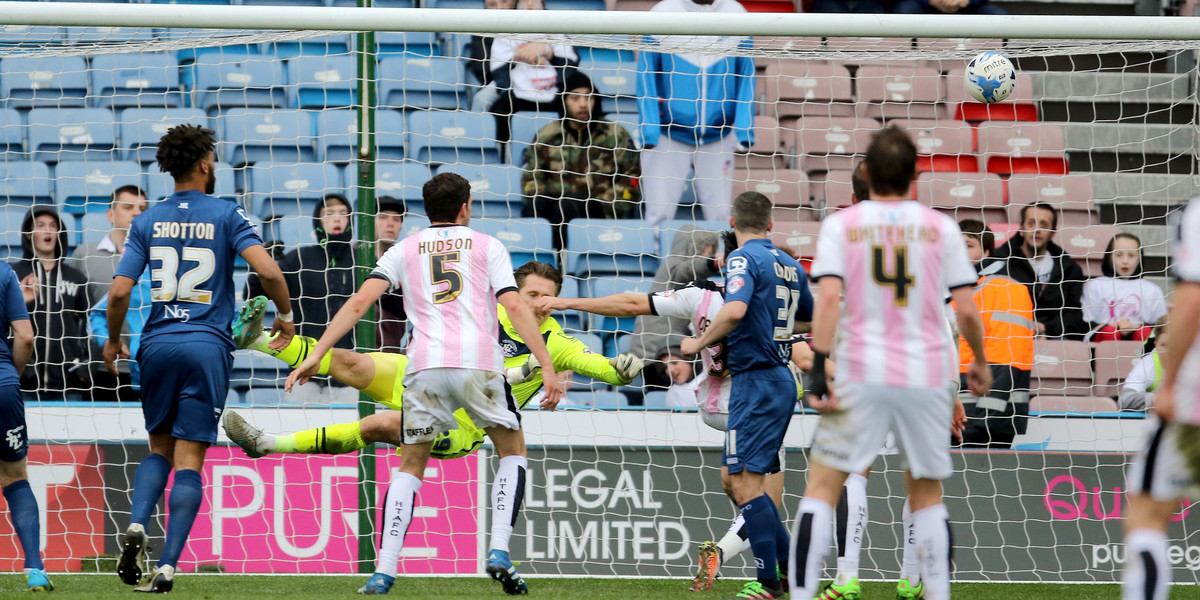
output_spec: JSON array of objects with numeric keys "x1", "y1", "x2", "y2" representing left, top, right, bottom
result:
[{"x1": 955, "y1": 219, "x2": 1035, "y2": 448}]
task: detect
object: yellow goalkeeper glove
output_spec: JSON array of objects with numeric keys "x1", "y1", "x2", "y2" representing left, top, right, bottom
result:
[{"x1": 609, "y1": 353, "x2": 644, "y2": 384}]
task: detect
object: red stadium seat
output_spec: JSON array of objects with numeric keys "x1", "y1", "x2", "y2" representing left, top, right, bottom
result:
[
  {"x1": 1030, "y1": 395, "x2": 1120, "y2": 413},
  {"x1": 732, "y1": 168, "x2": 810, "y2": 211},
  {"x1": 791, "y1": 116, "x2": 877, "y2": 174},
  {"x1": 1005, "y1": 174, "x2": 1098, "y2": 227},
  {"x1": 1031, "y1": 340, "x2": 1094, "y2": 396},
  {"x1": 855, "y1": 65, "x2": 944, "y2": 121},
  {"x1": 977, "y1": 122, "x2": 1069, "y2": 176},
  {"x1": 945, "y1": 68, "x2": 1038, "y2": 122},
  {"x1": 987, "y1": 222, "x2": 1019, "y2": 248},
  {"x1": 768, "y1": 220, "x2": 821, "y2": 261},
  {"x1": 763, "y1": 61, "x2": 854, "y2": 120},
  {"x1": 915, "y1": 172, "x2": 1006, "y2": 223},
  {"x1": 891, "y1": 118, "x2": 978, "y2": 173},
  {"x1": 820, "y1": 169, "x2": 856, "y2": 212},
  {"x1": 1054, "y1": 224, "x2": 1122, "y2": 277},
  {"x1": 1092, "y1": 340, "x2": 1147, "y2": 399},
  {"x1": 737, "y1": 115, "x2": 789, "y2": 170}
]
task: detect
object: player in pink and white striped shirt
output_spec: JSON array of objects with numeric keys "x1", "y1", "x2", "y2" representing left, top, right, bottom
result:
[
  {"x1": 287, "y1": 173, "x2": 562, "y2": 596},
  {"x1": 789, "y1": 125, "x2": 991, "y2": 600}
]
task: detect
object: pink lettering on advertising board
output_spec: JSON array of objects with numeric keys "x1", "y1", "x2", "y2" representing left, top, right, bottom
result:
[{"x1": 177, "y1": 448, "x2": 480, "y2": 574}]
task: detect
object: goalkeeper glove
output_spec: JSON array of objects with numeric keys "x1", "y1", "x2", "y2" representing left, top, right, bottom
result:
[
  {"x1": 505, "y1": 354, "x2": 541, "y2": 385},
  {"x1": 609, "y1": 353, "x2": 645, "y2": 384}
]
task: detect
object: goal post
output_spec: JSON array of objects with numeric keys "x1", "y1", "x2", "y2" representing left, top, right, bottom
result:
[{"x1": 0, "y1": 1, "x2": 1198, "y2": 585}]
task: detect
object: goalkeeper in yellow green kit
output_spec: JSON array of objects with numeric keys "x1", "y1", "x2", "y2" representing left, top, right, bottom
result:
[{"x1": 222, "y1": 261, "x2": 644, "y2": 459}]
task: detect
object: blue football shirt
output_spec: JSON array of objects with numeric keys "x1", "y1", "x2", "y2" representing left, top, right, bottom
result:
[
  {"x1": 115, "y1": 190, "x2": 262, "y2": 349},
  {"x1": 723, "y1": 238, "x2": 813, "y2": 374},
  {"x1": 0, "y1": 263, "x2": 30, "y2": 387}
]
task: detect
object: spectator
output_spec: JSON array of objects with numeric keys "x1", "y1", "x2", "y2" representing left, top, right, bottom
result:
[
  {"x1": 11, "y1": 206, "x2": 91, "y2": 398},
  {"x1": 69, "y1": 185, "x2": 148, "y2": 400},
  {"x1": 374, "y1": 196, "x2": 408, "y2": 352},
  {"x1": 1082, "y1": 232, "x2": 1167, "y2": 342},
  {"x1": 466, "y1": 0, "x2": 516, "y2": 103},
  {"x1": 521, "y1": 72, "x2": 641, "y2": 250},
  {"x1": 637, "y1": 0, "x2": 755, "y2": 228},
  {"x1": 956, "y1": 219, "x2": 1035, "y2": 448},
  {"x1": 656, "y1": 344, "x2": 702, "y2": 408},
  {"x1": 982, "y1": 202, "x2": 1088, "y2": 339},
  {"x1": 88, "y1": 273, "x2": 151, "y2": 400},
  {"x1": 805, "y1": 0, "x2": 885, "y2": 12},
  {"x1": 627, "y1": 226, "x2": 721, "y2": 379},
  {"x1": 1119, "y1": 317, "x2": 1168, "y2": 411},
  {"x1": 483, "y1": 0, "x2": 579, "y2": 145},
  {"x1": 891, "y1": 0, "x2": 1007, "y2": 15}
]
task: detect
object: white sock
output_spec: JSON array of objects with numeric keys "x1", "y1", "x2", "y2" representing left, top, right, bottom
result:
[
  {"x1": 900, "y1": 498, "x2": 920, "y2": 585},
  {"x1": 490, "y1": 455, "x2": 528, "y2": 553},
  {"x1": 835, "y1": 473, "x2": 868, "y2": 582},
  {"x1": 1123, "y1": 528, "x2": 1170, "y2": 600},
  {"x1": 376, "y1": 471, "x2": 422, "y2": 577},
  {"x1": 716, "y1": 513, "x2": 749, "y2": 561},
  {"x1": 788, "y1": 497, "x2": 833, "y2": 600},
  {"x1": 912, "y1": 504, "x2": 951, "y2": 600}
]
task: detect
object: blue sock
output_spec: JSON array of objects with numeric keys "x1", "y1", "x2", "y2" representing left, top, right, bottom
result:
[
  {"x1": 768, "y1": 499, "x2": 790, "y2": 570},
  {"x1": 159, "y1": 469, "x2": 203, "y2": 568},
  {"x1": 3, "y1": 480, "x2": 43, "y2": 570},
  {"x1": 130, "y1": 453, "x2": 172, "y2": 527},
  {"x1": 740, "y1": 493, "x2": 781, "y2": 586}
]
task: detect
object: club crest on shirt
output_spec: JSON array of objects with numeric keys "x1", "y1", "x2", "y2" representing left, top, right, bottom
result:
[
  {"x1": 727, "y1": 275, "x2": 745, "y2": 294},
  {"x1": 727, "y1": 256, "x2": 747, "y2": 275},
  {"x1": 500, "y1": 339, "x2": 519, "y2": 357}
]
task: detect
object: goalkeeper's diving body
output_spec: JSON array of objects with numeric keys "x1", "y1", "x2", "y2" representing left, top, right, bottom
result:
[{"x1": 224, "y1": 261, "x2": 643, "y2": 461}]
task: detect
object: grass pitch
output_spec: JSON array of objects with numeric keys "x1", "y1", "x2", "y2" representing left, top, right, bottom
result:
[{"x1": 2, "y1": 574, "x2": 1186, "y2": 599}]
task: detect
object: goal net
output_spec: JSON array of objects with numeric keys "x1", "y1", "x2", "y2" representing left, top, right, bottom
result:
[{"x1": 0, "y1": 5, "x2": 1198, "y2": 584}]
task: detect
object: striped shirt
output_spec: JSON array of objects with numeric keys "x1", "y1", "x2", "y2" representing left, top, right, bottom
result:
[
  {"x1": 372, "y1": 224, "x2": 518, "y2": 374},
  {"x1": 811, "y1": 201, "x2": 977, "y2": 389},
  {"x1": 1172, "y1": 200, "x2": 1200, "y2": 424},
  {"x1": 649, "y1": 282, "x2": 729, "y2": 414}
]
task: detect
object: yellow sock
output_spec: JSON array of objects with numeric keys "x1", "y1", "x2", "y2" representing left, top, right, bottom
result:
[
  {"x1": 278, "y1": 421, "x2": 366, "y2": 455},
  {"x1": 257, "y1": 334, "x2": 332, "y2": 375}
]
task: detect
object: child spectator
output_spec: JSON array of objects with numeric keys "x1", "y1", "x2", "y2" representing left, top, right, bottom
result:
[
  {"x1": 1119, "y1": 318, "x2": 1168, "y2": 411},
  {"x1": 1082, "y1": 233, "x2": 1167, "y2": 342}
]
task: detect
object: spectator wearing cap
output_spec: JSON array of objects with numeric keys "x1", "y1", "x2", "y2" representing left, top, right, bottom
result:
[{"x1": 374, "y1": 195, "x2": 408, "y2": 352}]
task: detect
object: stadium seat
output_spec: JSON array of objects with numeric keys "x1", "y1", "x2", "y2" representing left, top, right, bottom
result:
[
  {"x1": 1030, "y1": 395, "x2": 1119, "y2": 414},
  {"x1": 658, "y1": 219, "x2": 726, "y2": 258},
  {"x1": 891, "y1": 118, "x2": 978, "y2": 173},
  {"x1": 286, "y1": 54, "x2": 357, "y2": 109},
  {"x1": 472, "y1": 218, "x2": 557, "y2": 267},
  {"x1": 604, "y1": 113, "x2": 642, "y2": 150},
  {"x1": 0, "y1": 26, "x2": 62, "y2": 48},
  {"x1": 231, "y1": 351, "x2": 287, "y2": 390},
  {"x1": 582, "y1": 59, "x2": 639, "y2": 115},
  {"x1": 192, "y1": 53, "x2": 287, "y2": 115},
  {"x1": 0, "y1": 108, "x2": 24, "y2": 159},
  {"x1": 791, "y1": 116, "x2": 877, "y2": 174},
  {"x1": 1092, "y1": 340, "x2": 1147, "y2": 399},
  {"x1": 317, "y1": 109, "x2": 406, "y2": 163},
  {"x1": 977, "y1": 122, "x2": 1069, "y2": 176},
  {"x1": 768, "y1": 220, "x2": 821, "y2": 262},
  {"x1": 145, "y1": 162, "x2": 238, "y2": 202},
  {"x1": 436, "y1": 164, "x2": 524, "y2": 220},
  {"x1": 1031, "y1": 339, "x2": 1093, "y2": 396},
  {"x1": 378, "y1": 55, "x2": 464, "y2": 111},
  {"x1": 372, "y1": 161, "x2": 432, "y2": 210},
  {"x1": 79, "y1": 211, "x2": 113, "y2": 245},
  {"x1": 0, "y1": 161, "x2": 53, "y2": 205},
  {"x1": 642, "y1": 390, "x2": 670, "y2": 409},
  {"x1": 819, "y1": 169, "x2": 855, "y2": 212},
  {"x1": 241, "y1": 0, "x2": 323, "y2": 7},
  {"x1": 249, "y1": 162, "x2": 344, "y2": 219},
  {"x1": 914, "y1": 38, "x2": 1002, "y2": 69},
  {"x1": 55, "y1": 160, "x2": 143, "y2": 213},
  {"x1": 407, "y1": 110, "x2": 501, "y2": 165},
  {"x1": 264, "y1": 35, "x2": 353, "y2": 60},
  {"x1": 27, "y1": 108, "x2": 117, "y2": 163},
  {"x1": 508, "y1": 111, "x2": 559, "y2": 165},
  {"x1": 1053, "y1": 224, "x2": 1122, "y2": 277},
  {"x1": 377, "y1": 32, "x2": 440, "y2": 56},
  {"x1": 946, "y1": 68, "x2": 1038, "y2": 122},
  {"x1": 1005, "y1": 174, "x2": 1098, "y2": 227},
  {"x1": 732, "y1": 168, "x2": 810, "y2": 214},
  {"x1": 855, "y1": 65, "x2": 944, "y2": 121},
  {"x1": 89, "y1": 53, "x2": 182, "y2": 109},
  {"x1": 573, "y1": 331, "x2": 604, "y2": 355},
  {"x1": 220, "y1": 108, "x2": 317, "y2": 166},
  {"x1": 397, "y1": 215, "x2": 431, "y2": 239},
  {"x1": 736, "y1": 115, "x2": 789, "y2": 170},
  {"x1": 329, "y1": 0, "x2": 413, "y2": 6},
  {"x1": 914, "y1": 172, "x2": 1006, "y2": 223},
  {"x1": 0, "y1": 56, "x2": 89, "y2": 108},
  {"x1": 988, "y1": 222, "x2": 1019, "y2": 248},
  {"x1": 0, "y1": 205, "x2": 30, "y2": 258},
  {"x1": 573, "y1": 390, "x2": 629, "y2": 409},
  {"x1": 118, "y1": 107, "x2": 208, "y2": 164},
  {"x1": 567, "y1": 219, "x2": 660, "y2": 276},
  {"x1": 762, "y1": 61, "x2": 854, "y2": 120},
  {"x1": 585, "y1": 275, "x2": 655, "y2": 335}
]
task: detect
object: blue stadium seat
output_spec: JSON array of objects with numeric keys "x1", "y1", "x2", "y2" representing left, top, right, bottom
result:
[
  {"x1": 149, "y1": 0, "x2": 232, "y2": 5},
  {"x1": 231, "y1": 351, "x2": 287, "y2": 390},
  {"x1": 79, "y1": 211, "x2": 113, "y2": 245},
  {"x1": 119, "y1": 108, "x2": 208, "y2": 164},
  {"x1": 472, "y1": 218, "x2": 556, "y2": 267},
  {"x1": 369, "y1": 161, "x2": 431, "y2": 210},
  {"x1": 545, "y1": 0, "x2": 606, "y2": 8},
  {"x1": 242, "y1": 0, "x2": 321, "y2": 6},
  {"x1": 249, "y1": 162, "x2": 344, "y2": 218},
  {"x1": 328, "y1": 0, "x2": 413, "y2": 6},
  {"x1": 378, "y1": 56, "x2": 464, "y2": 111},
  {"x1": 0, "y1": 161, "x2": 52, "y2": 205},
  {"x1": 286, "y1": 54, "x2": 357, "y2": 109},
  {"x1": 0, "y1": 56, "x2": 89, "y2": 108},
  {"x1": 55, "y1": 160, "x2": 143, "y2": 213},
  {"x1": 0, "y1": 108, "x2": 25, "y2": 159},
  {"x1": 90, "y1": 53, "x2": 182, "y2": 109},
  {"x1": 407, "y1": 110, "x2": 500, "y2": 165},
  {"x1": 507, "y1": 111, "x2": 559, "y2": 166},
  {"x1": 575, "y1": 391, "x2": 629, "y2": 409},
  {"x1": 377, "y1": 32, "x2": 439, "y2": 56},
  {"x1": 585, "y1": 275, "x2": 655, "y2": 335},
  {"x1": 220, "y1": 108, "x2": 317, "y2": 166},
  {"x1": 0, "y1": 206, "x2": 30, "y2": 259},
  {"x1": 27, "y1": 108, "x2": 116, "y2": 163},
  {"x1": 316, "y1": 109, "x2": 406, "y2": 163},
  {"x1": 145, "y1": 161, "x2": 238, "y2": 202},
  {"x1": 603, "y1": 112, "x2": 642, "y2": 149},
  {"x1": 0, "y1": 26, "x2": 62, "y2": 48},
  {"x1": 642, "y1": 391, "x2": 669, "y2": 409},
  {"x1": 398, "y1": 215, "x2": 430, "y2": 239},
  {"x1": 573, "y1": 332, "x2": 603, "y2": 355},
  {"x1": 426, "y1": 0, "x2": 482, "y2": 7},
  {"x1": 658, "y1": 219, "x2": 727, "y2": 256},
  {"x1": 66, "y1": 27, "x2": 153, "y2": 45},
  {"x1": 567, "y1": 219, "x2": 659, "y2": 276},
  {"x1": 435, "y1": 164, "x2": 523, "y2": 220},
  {"x1": 583, "y1": 60, "x2": 639, "y2": 115},
  {"x1": 264, "y1": 35, "x2": 352, "y2": 60},
  {"x1": 192, "y1": 53, "x2": 287, "y2": 115}
]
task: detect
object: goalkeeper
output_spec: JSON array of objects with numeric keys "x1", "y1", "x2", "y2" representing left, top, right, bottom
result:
[{"x1": 222, "y1": 261, "x2": 644, "y2": 459}]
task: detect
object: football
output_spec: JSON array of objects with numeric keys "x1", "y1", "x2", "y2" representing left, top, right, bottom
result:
[{"x1": 964, "y1": 50, "x2": 1016, "y2": 104}]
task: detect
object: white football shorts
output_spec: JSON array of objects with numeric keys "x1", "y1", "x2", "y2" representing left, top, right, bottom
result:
[{"x1": 400, "y1": 367, "x2": 518, "y2": 445}]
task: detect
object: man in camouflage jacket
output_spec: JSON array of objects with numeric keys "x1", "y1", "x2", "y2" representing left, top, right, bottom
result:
[{"x1": 521, "y1": 71, "x2": 641, "y2": 250}]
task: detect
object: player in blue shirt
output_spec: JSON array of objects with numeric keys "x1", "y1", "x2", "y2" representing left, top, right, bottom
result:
[
  {"x1": 0, "y1": 263, "x2": 49, "y2": 591},
  {"x1": 104, "y1": 124, "x2": 295, "y2": 593},
  {"x1": 684, "y1": 191, "x2": 813, "y2": 600}
]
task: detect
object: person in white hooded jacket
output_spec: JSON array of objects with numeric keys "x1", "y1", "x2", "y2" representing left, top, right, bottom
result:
[{"x1": 637, "y1": 0, "x2": 756, "y2": 229}]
